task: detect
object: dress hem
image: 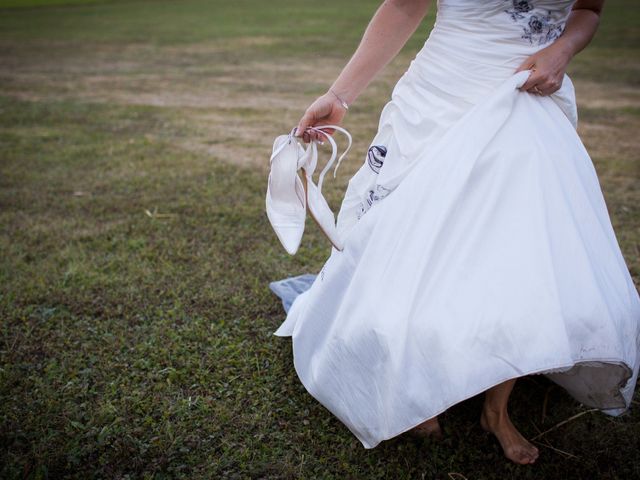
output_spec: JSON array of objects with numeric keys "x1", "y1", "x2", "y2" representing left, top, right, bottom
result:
[{"x1": 352, "y1": 356, "x2": 633, "y2": 449}]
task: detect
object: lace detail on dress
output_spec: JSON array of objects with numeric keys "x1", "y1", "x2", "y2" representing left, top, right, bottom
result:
[{"x1": 503, "y1": 0, "x2": 566, "y2": 46}]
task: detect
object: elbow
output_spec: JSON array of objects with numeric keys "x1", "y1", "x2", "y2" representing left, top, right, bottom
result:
[{"x1": 572, "y1": 0, "x2": 605, "y2": 19}]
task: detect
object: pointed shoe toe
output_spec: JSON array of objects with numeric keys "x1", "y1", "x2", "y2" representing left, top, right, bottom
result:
[{"x1": 265, "y1": 130, "x2": 307, "y2": 254}]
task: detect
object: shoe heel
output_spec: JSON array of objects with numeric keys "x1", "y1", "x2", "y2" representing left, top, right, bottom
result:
[{"x1": 301, "y1": 172, "x2": 344, "y2": 251}]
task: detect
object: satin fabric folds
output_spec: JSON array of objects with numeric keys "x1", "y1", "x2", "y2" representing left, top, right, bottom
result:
[{"x1": 272, "y1": 0, "x2": 640, "y2": 449}]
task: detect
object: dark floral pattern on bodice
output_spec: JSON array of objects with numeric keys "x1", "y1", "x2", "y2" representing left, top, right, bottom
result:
[{"x1": 503, "y1": 0, "x2": 566, "y2": 46}]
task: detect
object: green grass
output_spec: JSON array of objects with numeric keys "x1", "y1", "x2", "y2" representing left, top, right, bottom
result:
[
  {"x1": 0, "y1": 0, "x2": 103, "y2": 7},
  {"x1": 1, "y1": 0, "x2": 639, "y2": 478},
  {"x1": 0, "y1": 0, "x2": 430, "y2": 54}
]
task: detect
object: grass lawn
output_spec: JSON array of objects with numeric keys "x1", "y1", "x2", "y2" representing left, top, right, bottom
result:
[{"x1": 1, "y1": 0, "x2": 639, "y2": 478}]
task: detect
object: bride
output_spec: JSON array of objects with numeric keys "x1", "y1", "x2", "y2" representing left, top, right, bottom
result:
[{"x1": 272, "y1": 0, "x2": 640, "y2": 465}]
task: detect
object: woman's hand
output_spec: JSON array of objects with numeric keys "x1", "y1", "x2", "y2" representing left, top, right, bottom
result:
[
  {"x1": 514, "y1": 42, "x2": 573, "y2": 96},
  {"x1": 514, "y1": 0, "x2": 605, "y2": 96},
  {"x1": 294, "y1": 92, "x2": 348, "y2": 144}
]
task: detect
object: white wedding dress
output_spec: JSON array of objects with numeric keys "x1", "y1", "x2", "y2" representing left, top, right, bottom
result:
[{"x1": 271, "y1": 0, "x2": 640, "y2": 449}]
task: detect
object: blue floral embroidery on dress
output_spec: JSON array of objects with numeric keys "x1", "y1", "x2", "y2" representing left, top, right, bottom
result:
[
  {"x1": 356, "y1": 184, "x2": 393, "y2": 220},
  {"x1": 367, "y1": 145, "x2": 387, "y2": 173},
  {"x1": 366, "y1": 184, "x2": 393, "y2": 207},
  {"x1": 505, "y1": 0, "x2": 533, "y2": 19},
  {"x1": 504, "y1": 0, "x2": 565, "y2": 46},
  {"x1": 356, "y1": 145, "x2": 393, "y2": 220}
]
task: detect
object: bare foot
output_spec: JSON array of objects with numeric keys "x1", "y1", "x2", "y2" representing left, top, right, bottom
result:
[
  {"x1": 480, "y1": 407, "x2": 539, "y2": 464},
  {"x1": 408, "y1": 415, "x2": 443, "y2": 440}
]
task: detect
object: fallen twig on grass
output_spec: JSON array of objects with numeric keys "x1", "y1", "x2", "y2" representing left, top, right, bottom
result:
[
  {"x1": 144, "y1": 207, "x2": 177, "y2": 219},
  {"x1": 532, "y1": 439, "x2": 581, "y2": 460},
  {"x1": 530, "y1": 420, "x2": 580, "y2": 460},
  {"x1": 447, "y1": 473, "x2": 468, "y2": 480},
  {"x1": 530, "y1": 408, "x2": 599, "y2": 441}
]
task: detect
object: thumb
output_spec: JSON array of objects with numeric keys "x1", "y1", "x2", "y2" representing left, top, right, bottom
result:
[
  {"x1": 295, "y1": 110, "x2": 315, "y2": 137},
  {"x1": 518, "y1": 68, "x2": 541, "y2": 91},
  {"x1": 515, "y1": 61, "x2": 537, "y2": 90}
]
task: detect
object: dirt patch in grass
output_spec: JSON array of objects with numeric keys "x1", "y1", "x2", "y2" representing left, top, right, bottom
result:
[
  {"x1": 575, "y1": 79, "x2": 640, "y2": 110},
  {"x1": 3, "y1": 38, "x2": 639, "y2": 175},
  {"x1": 0, "y1": 37, "x2": 411, "y2": 171}
]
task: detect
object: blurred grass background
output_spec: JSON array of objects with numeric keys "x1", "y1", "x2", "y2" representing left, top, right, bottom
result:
[{"x1": 1, "y1": 0, "x2": 639, "y2": 478}]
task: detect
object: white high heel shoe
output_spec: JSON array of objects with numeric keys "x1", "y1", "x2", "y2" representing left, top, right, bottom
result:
[
  {"x1": 300, "y1": 125, "x2": 352, "y2": 251},
  {"x1": 265, "y1": 128, "x2": 313, "y2": 255}
]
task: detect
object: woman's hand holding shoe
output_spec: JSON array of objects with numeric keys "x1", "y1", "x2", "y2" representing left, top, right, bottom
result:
[{"x1": 294, "y1": 91, "x2": 348, "y2": 144}]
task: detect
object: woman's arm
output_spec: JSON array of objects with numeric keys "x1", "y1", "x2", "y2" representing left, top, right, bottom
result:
[
  {"x1": 296, "y1": 0, "x2": 432, "y2": 143},
  {"x1": 329, "y1": 0, "x2": 431, "y2": 107},
  {"x1": 516, "y1": 0, "x2": 605, "y2": 95}
]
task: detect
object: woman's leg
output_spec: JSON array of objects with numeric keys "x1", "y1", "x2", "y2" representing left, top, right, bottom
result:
[{"x1": 480, "y1": 378, "x2": 539, "y2": 464}]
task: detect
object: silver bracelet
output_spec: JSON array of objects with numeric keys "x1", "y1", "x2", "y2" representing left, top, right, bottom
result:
[{"x1": 329, "y1": 89, "x2": 350, "y2": 110}]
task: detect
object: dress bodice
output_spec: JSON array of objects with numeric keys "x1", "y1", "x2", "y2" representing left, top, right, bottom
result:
[
  {"x1": 400, "y1": 0, "x2": 578, "y2": 118},
  {"x1": 435, "y1": 0, "x2": 576, "y2": 52}
]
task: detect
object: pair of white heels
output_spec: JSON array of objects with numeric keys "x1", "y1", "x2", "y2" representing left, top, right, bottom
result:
[{"x1": 265, "y1": 125, "x2": 352, "y2": 255}]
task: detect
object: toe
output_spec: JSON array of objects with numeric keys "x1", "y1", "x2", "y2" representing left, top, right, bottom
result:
[
  {"x1": 521, "y1": 452, "x2": 534, "y2": 464},
  {"x1": 511, "y1": 447, "x2": 537, "y2": 465},
  {"x1": 527, "y1": 449, "x2": 538, "y2": 464}
]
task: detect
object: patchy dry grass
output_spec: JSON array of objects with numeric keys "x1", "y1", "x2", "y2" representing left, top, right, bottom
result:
[
  {"x1": 0, "y1": 37, "x2": 411, "y2": 173},
  {"x1": 0, "y1": 0, "x2": 639, "y2": 478}
]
